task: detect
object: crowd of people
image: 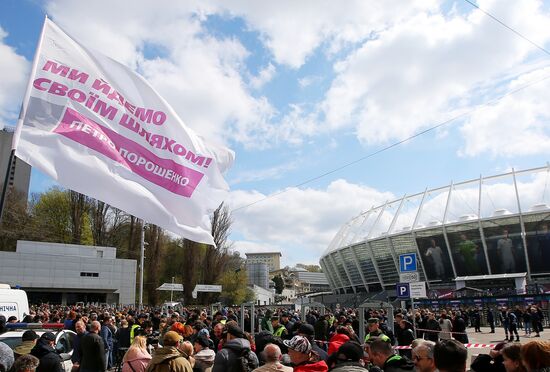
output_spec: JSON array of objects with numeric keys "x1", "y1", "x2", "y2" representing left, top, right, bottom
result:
[{"x1": 0, "y1": 303, "x2": 549, "y2": 372}]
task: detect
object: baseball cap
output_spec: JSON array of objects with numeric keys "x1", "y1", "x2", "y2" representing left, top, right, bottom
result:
[
  {"x1": 367, "y1": 318, "x2": 379, "y2": 324},
  {"x1": 225, "y1": 322, "x2": 245, "y2": 339},
  {"x1": 337, "y1": 341, "x2": 364, "y2": 361},
  {"x1": 41, "y1": 332, "x2": 56, "y2": 342},
  {"x1": 194, "y1": 334, "x2": 210, "y2": 348},
  {"x1": 22, "y1": 330, "x2": 39, "y2": 342},
  {"x1": 283, "y1": 335, "x2": 312, "y2": 354},
  {"x1": 163, "y1": 331, "x2": 182, "y2": 346}
]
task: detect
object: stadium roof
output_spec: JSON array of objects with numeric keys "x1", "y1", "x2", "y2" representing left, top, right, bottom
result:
[
  {"x1": 455, "y1": 273, "x2": 527, "y2": 281},
  {"x1": 294, "y1": 271, "x2": 329, "y2": 285}
]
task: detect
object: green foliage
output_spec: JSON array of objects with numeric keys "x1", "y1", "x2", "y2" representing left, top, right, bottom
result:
[
  {"x1": 296, "y1": 263, "x2": 322, "y2": 272},
  {"x1": 218, "y1": 269, "x2": 252, "y2": 305},
  {"x1": 273, "y1": 274, "x2": 284, "y2": 294},
  {"x1": 30, "y1": 187, "x2": 72, "y2": 243}
]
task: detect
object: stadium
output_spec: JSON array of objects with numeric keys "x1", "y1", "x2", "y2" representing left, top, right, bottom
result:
[{"x1": 319, "y1": 165, "x2": 550, "y2": 303}]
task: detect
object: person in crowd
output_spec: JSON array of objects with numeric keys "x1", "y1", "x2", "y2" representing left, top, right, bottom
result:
[
  {"x1": 438, "y1": 312, "x2": 452, "y2": 340},
  {"x1": 520, "y1": 340, "x2": 550, "y2": 372},
  {"x1": 328, "y1": 327, "x2": 351, "y2": 356},
  {"x1": 146, "y1": 331, "x2": 192, "y2": 372},
  {"x1": 210, "y1": 323, "x2": 224, "y2": 351},
  {"x1": 272, "y1": 316, "x2": 288, "y2": 339},
  {"x1": 434, "y1": 339, "x2": 467, "y2": 372},
  {"x1": 297, "y1": 323, "x2": 328, "y2": 362},
  {"x1": 470, "y1": 341, "x2": 507, "y2": 372},
  {"x1": 280, "y1": 313, "x2": 295, "y2": 340},
  {"x1": 411, "y1": 340, "x2": 437, "y2": 372},
  {"x1": 80, "y1": 320, "x2": 106, "y2": 372},
  {"x1": 451, "y1": 311, "x2": 468, "y2": 344},
  {"x1": 368, "y1": 337, "x2": 414, "y2": 372},
  {"x1": 178, "y1": 341, "x2": 197, "y2": 371},
  {"x1": 253, "y1": 343, "x2": 292, "y2": 372},
  {"x1": 101, "y1": 316, "x2": 114, "y2": 369},
  {"x1": 122, "y1": 336, "x2": 151, "y2": 372},
  {"x1": 14, "y1": 330, "x2": 39, "y2": 358},
  {"x1": 364, "y1": 318, "x2": 390, "y2": 344},
  {"x1": 523, "y1": 308, "x2": 532, "y2": 337},
  {"x1": 397, "y1": 320, "x2": 415, "y2": 359},
  {"x1": 12, "y1": 354, "x2": 40, "y2": 372},
  {"x1": 283, "y1": 335, "x2": 328, "y2": 372},
  {"x1": 30, "y1": 332, "x2": 64, "y2": 372},
  {"x1": 193, "y1": 334, "x2": 215, "y2": 372},
  {"x1": 501, "y1": 308, "x2": 511, "y2": 341},
  {"x1": 212, "y1": 322, "x2": 258, "y2": 372},
  {"x1": 0, "y1": 341, "x2": 14, "y2": 372},
  {"x1": 72, "y1": 320, "x2": 88, "y2": 369},
  {"x1": 501, "y1": 343, "x2": 527, "y2": 372},
  {"x1": 507, "y1": 310, "x2": 520, "y2": 342},
  {"x1": 326, "y1": 341, "x2": 366, "y2": 371},
  {"x1": 314, "y1": 314, "x2": 329, "y2": 346},
  {"x1": 424, "y1": 313, "x2": 440, "y2": 342}
]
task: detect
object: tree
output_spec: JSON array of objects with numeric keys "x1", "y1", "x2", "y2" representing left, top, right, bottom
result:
[
  {"x1": 69, "y1": 191, "x2": 88, "y2": 244},
  {"x1": 218, "y1": 268, "x2": 254, "y2": 305},
  {"x1": 0, "y1": 186, "x2": 32, "y2": 251},
  {"x1": 273, "y1": 274, "x2": 284, "y2": 294},
  {"x1": 296, "y1": 263, "x2": 322, "y2": 272},
  {"x1": 30, "y1": 187, "x2": 72, "y2": 243}
]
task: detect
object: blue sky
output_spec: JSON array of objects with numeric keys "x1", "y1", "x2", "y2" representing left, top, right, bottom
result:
[{"x1": 1, "y1": 0, "x2": 550, "y2": 266}]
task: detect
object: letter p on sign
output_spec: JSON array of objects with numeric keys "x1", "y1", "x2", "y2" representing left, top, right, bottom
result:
[{"x1": 399, "y1": 253, "x2": 417, "y2": 272}]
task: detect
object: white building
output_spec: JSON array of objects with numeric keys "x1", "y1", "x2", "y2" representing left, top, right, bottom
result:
[
  {"x1": 245, "y1": 252, "x2": 282, "y2": 271},
  {"x1": 250, "y1": 284, "x2": 275, "y2": 306},
  {"x1": 0, "y1": 241, "x2": 136, "y2": 304}
]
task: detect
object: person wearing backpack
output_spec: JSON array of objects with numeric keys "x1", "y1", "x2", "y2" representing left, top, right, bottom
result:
[
  {"x1": 212, "y1": 322, "x2": 259, "y2": 372},
  {"x1": 145, "y1": 331, "x2": 192, "y2": 372}
]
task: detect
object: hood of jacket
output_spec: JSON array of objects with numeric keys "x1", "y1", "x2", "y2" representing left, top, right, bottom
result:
[
  {"x1": 194, "y1": 348, "x2": 215, "y2": 363},
  {"x1": 222, "y1": 337, "x2": 251, "y2": 353},
  {"x1": 14, "y1": 340, "x2": 36, "y2": 356},
  {"x1": 148, "y1": 346, "x2": 182, "y2": 367},
  {"x1": 331, "y1": 361, "x2": 367, "y2": 371},
  {"x1": 31, "y1": 338, "x2": 56, "y2": 359},
  {"x1": 384, "y1": 354, "x2": 415, "y2": 371},
  {"x1": 293, "y1": 360, "x2": 329, "y2": 372},
  {"x1": 124, "y1": 348, "x2": 152, "y2": 363}
]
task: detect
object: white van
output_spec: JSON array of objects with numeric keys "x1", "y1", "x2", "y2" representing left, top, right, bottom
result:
[{"x1": 0, "y1": 284, "x2": 30, "y2": 321}]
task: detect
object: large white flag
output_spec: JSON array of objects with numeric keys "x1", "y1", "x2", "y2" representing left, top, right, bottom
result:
[{"x1": 13, "y1": 18, "x2": 234, "y2": 245}]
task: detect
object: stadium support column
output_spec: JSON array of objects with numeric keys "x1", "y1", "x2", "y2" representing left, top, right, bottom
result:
[
  {"x1": 478, "y1": 174, "x2": 492, "y2": 275},
  {"x1": 338, "y1": 250, "x2": 356, "y2": 294},
  {"x1": 386, "y1": 195, "x2": 406, "y2": 274},
  {"x1": 350, "y1": 245, "x2": 369, "y2": 292},
  {"x1": 442, "y1": 182, "x2": 458, "y2": 278},
  {"x1": 412, "y1": 188, "x2": 430, "y2": 283},
  {"x1": 329, "y1": 252, "x2": 347, "y2": 294},
  {"x1": 512, "y1": 168, "x2": 532, "y2": 280}
]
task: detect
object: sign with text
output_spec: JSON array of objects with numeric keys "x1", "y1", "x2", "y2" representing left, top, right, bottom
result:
[
  {"x1": 157, "y1": 283, "x2": 183, "y2": 291},
  {"x1": 409, "y1": 281, "x2": 427, "y2": 298},
  {"x1": 192, "y1": 284, "x2": 222, "y2": 299}
]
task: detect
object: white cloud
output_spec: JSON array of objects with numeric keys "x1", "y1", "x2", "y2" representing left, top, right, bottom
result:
[
  {"x1": 320, "y1": 0, "x2": 550, "y2": 146},
  {"x1": 229, "y1": 160, "x2": 299, "y2": 185},
  {"x1": 228, "y1": 179, "x2": 394, "y2": 265},
  {"x1": 460, "y1": 67, "x2": 550, "y2": 157},
  {"x1": 0, "y1": 26, "x2": 30, "y2": 128},
  {"x1": 298, "y1": 75, "x2": 321, "y2": 89},
  {"x1": 249, "y1": 63, "x2": 275, "y2": 90}
]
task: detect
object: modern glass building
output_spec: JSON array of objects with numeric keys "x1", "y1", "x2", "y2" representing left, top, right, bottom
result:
[{"x1": 320, "y1": 165, "x2": 550, "y2": 294}]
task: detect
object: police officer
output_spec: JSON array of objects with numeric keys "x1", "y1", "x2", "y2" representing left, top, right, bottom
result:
[
  {"x1": 272, "y1": 316, "x2": 288, "y2": 338},
  {"x1": 364, "y1": 318, "x2": 391, "y2": 344}
]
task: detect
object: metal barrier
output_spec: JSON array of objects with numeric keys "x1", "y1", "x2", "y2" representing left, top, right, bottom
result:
[
  {"x1": 240, "y1": 302, "x2": 255, "y2": 334},
  {"x1": 209, "y1": 302, "x2": 223, "y2": 316},
  {"x1": 300, "y1": 301, "x2": 326, "y2": 322},
  {"x1": 358, "y1": 301, "x2": 394, "y2": 343}
]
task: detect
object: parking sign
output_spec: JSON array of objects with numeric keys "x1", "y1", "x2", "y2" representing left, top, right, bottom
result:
[
  {"x1": 399, "y1": 253, "x2": 417, "y2": 272},
  {"x1": 396, "y1": 283, "x2": 410, "y2": 299}
]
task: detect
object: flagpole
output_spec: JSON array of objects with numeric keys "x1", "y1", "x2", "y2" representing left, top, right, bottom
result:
[
  {"x1": 0, "y1": 16, "x2": 49, "y2": 225},
  {"x1": 139, "y1": 221, "x2": 145, "y2": 310}
]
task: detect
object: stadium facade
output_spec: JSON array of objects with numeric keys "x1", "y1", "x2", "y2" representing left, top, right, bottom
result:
[{"x1": 320, "y1": 165, "x2": 550, "y2": 295}]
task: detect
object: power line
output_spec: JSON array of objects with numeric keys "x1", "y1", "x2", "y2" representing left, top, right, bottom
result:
[
  {"x1": 463, "y1": 0, "x2": 550, "y2": 56},
  {"x1": 233, "y1": 71, "x2": 550, "y2": 213}
]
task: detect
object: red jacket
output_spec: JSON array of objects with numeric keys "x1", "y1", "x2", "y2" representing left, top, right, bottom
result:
[
  {"x1": 293, "y1": 360, "x2": 328, "y2": 372},
  {"x1": 328, "y1": 333, "x2": 350, "y2": 356}
]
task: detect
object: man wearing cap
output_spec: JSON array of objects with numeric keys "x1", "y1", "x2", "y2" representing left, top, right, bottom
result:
[
  {"x1": 272, "y1": 316, "x2": 288, "y2": 338},
  {"x1": 14, "y1": 331, "x2": 39, "y2": 358},
  {"x1": 327, "y1": 341, "x2": 366, "y2": 371},
  {"x1": 193, "y1": 334, "x2": 215, "y2": 371},
  {"x1": 30, "y1": 332, "x2": 64, "y2": 372},
  {"x1": 212, "y1": 322, "x2": 258, "y2": 372},
  {"x1": 280, "y1": 313, "x2": 294, "y2": 339},
  {"x1": 283, "y1": 335, "x2": 328, "y2": 372},
  {"x1": 296, "y1": 323, "x2": 328, "y2": 362},
  {"x1": 364, "y1": 318, "x2": 391, "y2": 344},
  {"x1": 146, "y1": 331, "x2": 192, "y2": 372}
]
